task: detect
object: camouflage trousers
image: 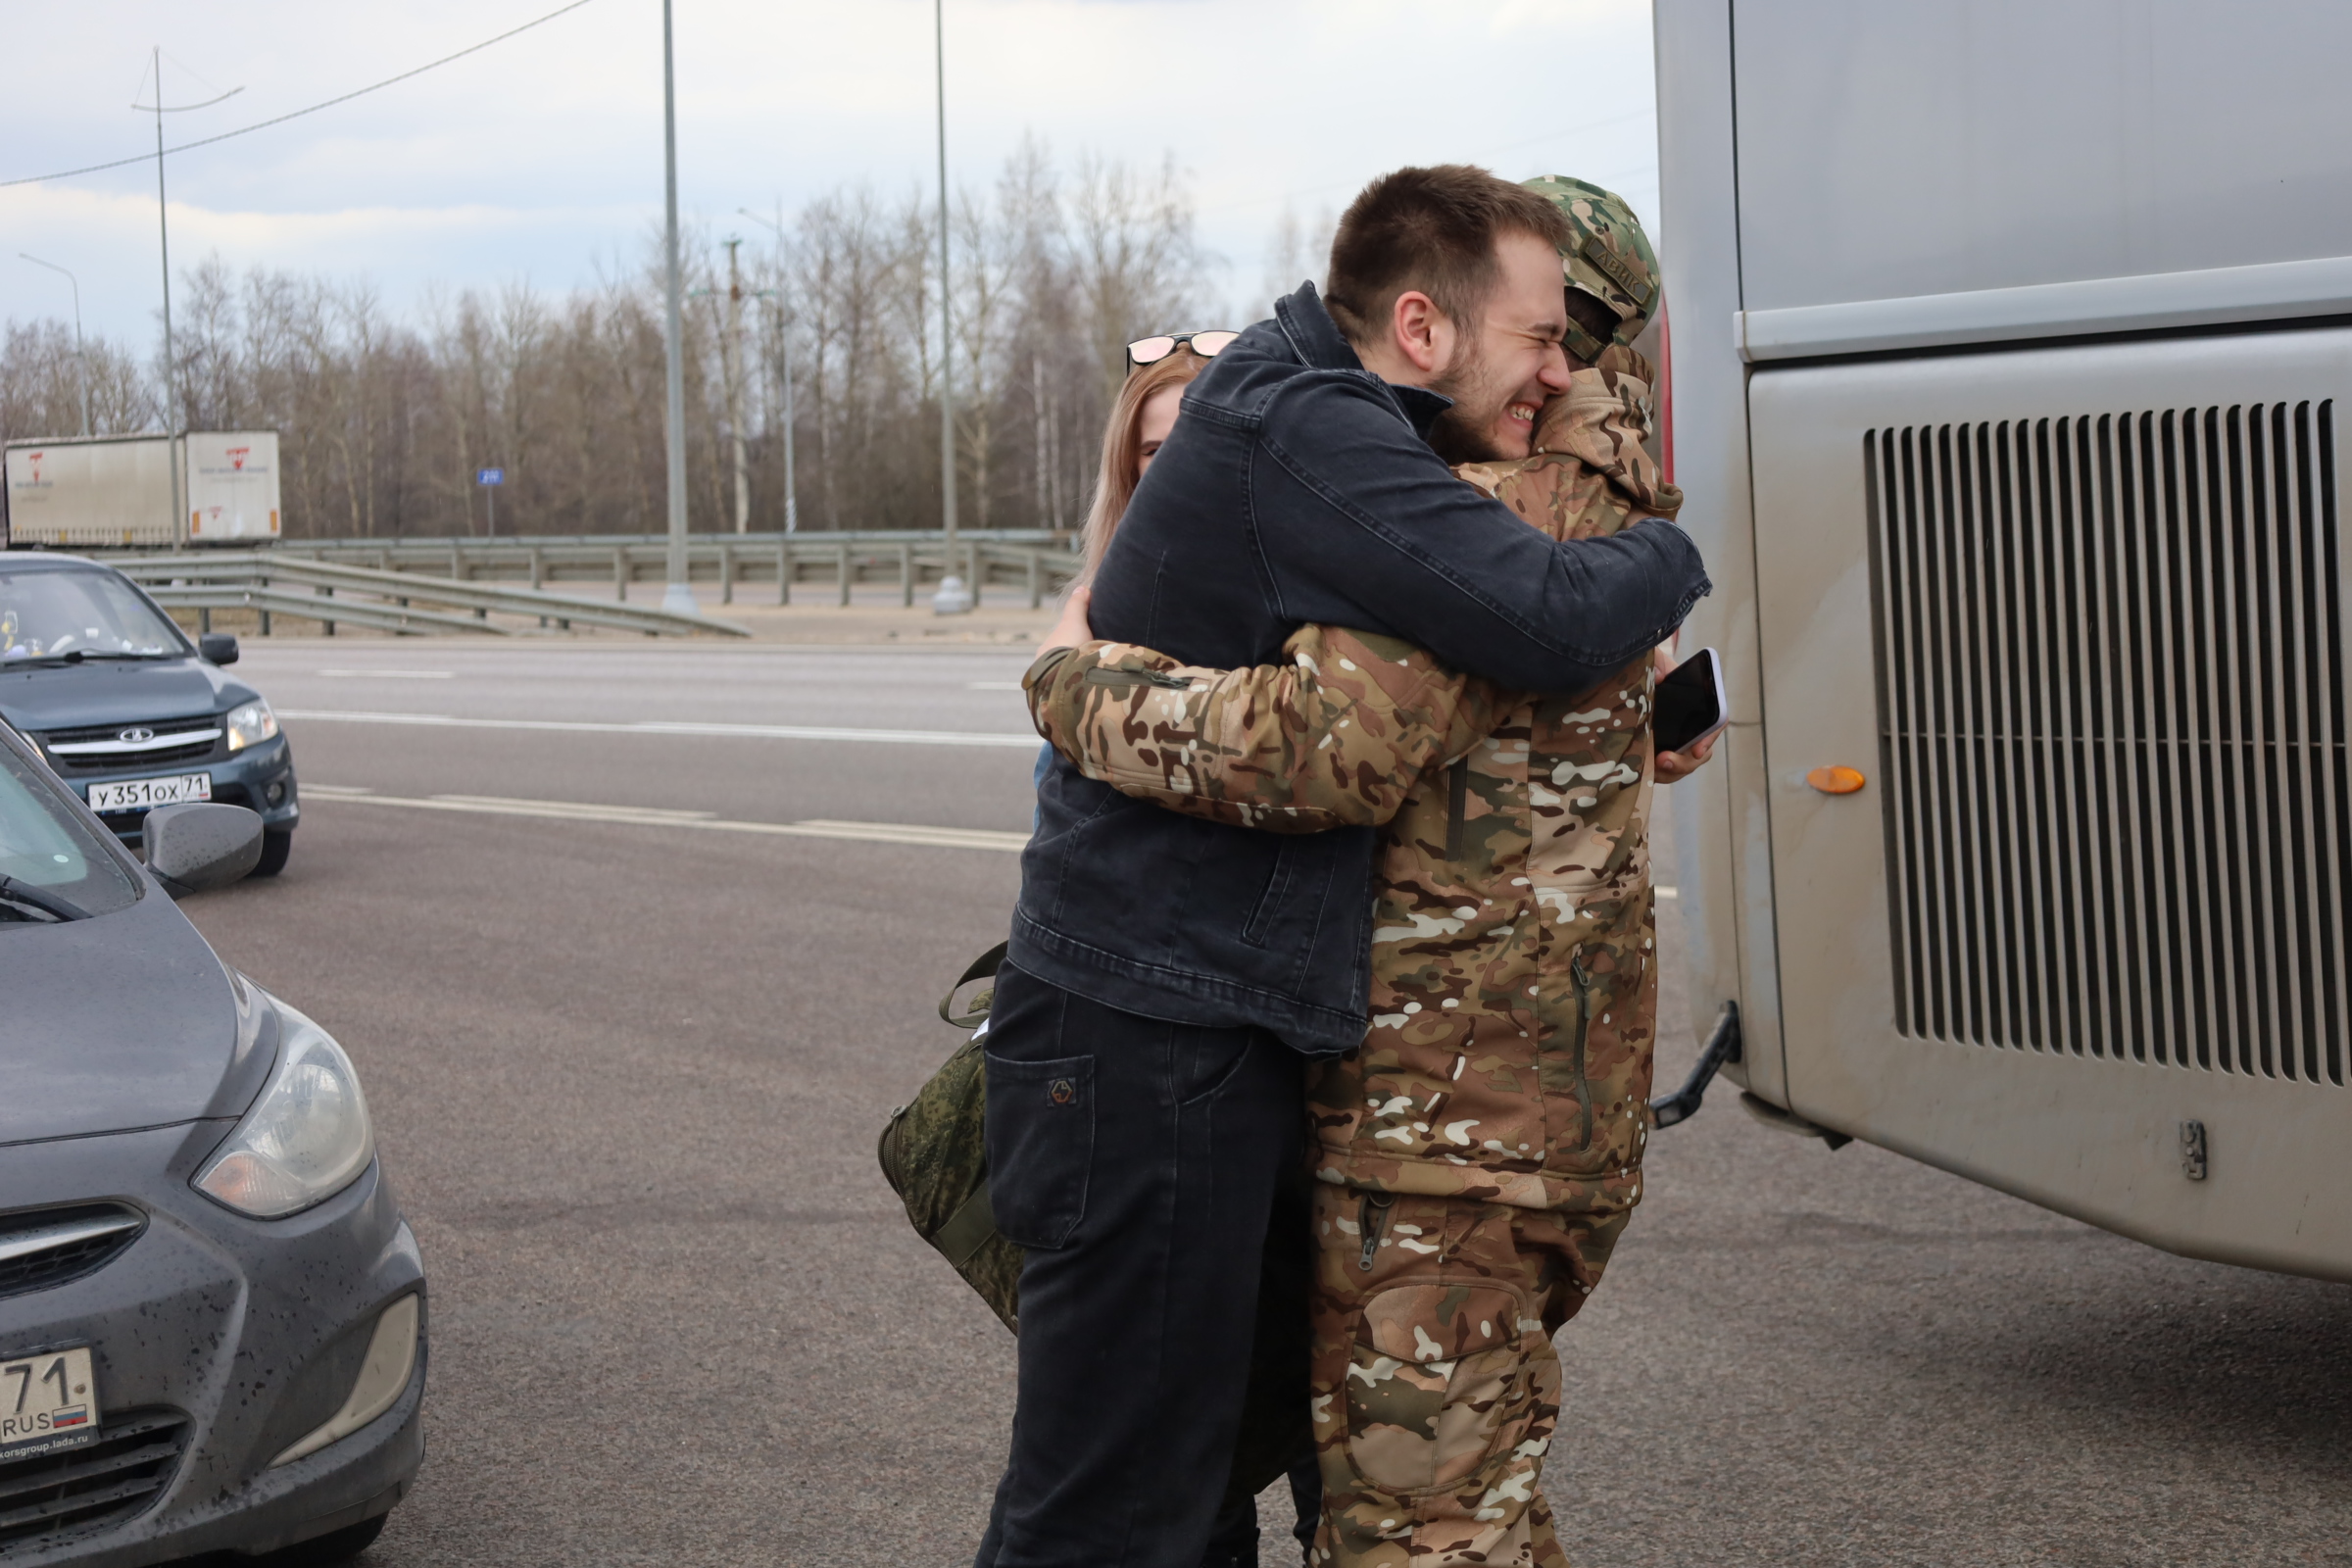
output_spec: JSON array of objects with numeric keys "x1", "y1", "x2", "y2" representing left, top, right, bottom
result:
[{"x1": 1307, "y1": 1180, "x2": 1635, "y2": 1567}]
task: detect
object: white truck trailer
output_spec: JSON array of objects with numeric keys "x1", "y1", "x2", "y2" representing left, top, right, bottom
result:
[
  {"x1": 1655, "y1": 0, "x2": 2352, "y2": 1280},
  {"x1": 3, "y1": 431, "x2": 281, "y2": 547}
]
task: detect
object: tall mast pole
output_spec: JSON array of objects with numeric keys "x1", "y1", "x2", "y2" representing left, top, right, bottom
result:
[
  {"x1": 660, "y1": 0, "x2": 696, "y2": 614},
  {"x1": 73, "y1": 275, "x2": 90, "y2": 440},
  {"x1": 155, "y1": 48, "x2": 183, "y2": 546},
  {"x1": 930, "y1": 0, "x2": 969, "y2": 612}
]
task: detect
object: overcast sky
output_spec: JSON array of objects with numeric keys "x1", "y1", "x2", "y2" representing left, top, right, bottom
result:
[{"x1": 0, "y1": 0, "x2": 1658, "y2": 347}]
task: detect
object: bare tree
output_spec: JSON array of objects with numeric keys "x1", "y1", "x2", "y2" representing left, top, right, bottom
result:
[
  {"x1": 952, "y1": 181, "x2": 1019, "y2": 530},
  {"x1": 2, "y1": 145, "x2": 1217, "y2": 541},
  {"x1": 1262, "y1": 201, "x2": 1338, "y2": 318},
  {"x1": 1067, "y1": 152, "x2": 1205, "y2": 404},
  {"x1": 0, "y1": 321, "x2": 155, "y2": 441}
]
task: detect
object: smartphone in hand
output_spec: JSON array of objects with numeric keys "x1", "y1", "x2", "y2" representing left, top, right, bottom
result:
[{"x1": 1654, "y1": 648, "x2": 1729, "y2": 756}]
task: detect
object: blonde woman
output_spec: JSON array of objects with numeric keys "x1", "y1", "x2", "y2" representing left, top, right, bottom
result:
[
  {"x1": 1075, "y1": 330, "x2": 1236, "y2": 580},
  {"x1": 1030, "y1": 333, "x2": 1228, "y2": 800}
]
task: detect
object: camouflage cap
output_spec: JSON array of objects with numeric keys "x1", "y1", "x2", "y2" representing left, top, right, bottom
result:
[{"x1": 1520, "y1": 175, "x2": 1661, "y2": 358}]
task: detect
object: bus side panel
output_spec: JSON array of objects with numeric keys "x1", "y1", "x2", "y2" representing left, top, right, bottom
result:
[
  {"x1": 1655, "y1": 0, "x2": 1788, "y2": 1101},
  {"x1": 1730, "y1": 0, "x2": 2352, "y2": 315},
  {"x1": 1751, "y1": 327, "x2": 2352, "y2": 1281}
]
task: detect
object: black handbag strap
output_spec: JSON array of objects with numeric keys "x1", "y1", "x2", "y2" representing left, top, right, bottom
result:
[{"x1": 938, "y1": 940, "x2": 1009, "y2": 1029}]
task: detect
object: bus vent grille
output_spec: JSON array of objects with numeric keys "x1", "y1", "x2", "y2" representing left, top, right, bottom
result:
[{"x1": 1866, "y1": 401, "x2": 2348, "y2": 1085}]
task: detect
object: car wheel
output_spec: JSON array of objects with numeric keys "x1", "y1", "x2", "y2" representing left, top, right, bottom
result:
[
  {"x1": 251, "y1": 1513, "x2": 388, "y2": 1565},
  {"x1": 249, "y1": 827, "x2": 293, "y2": 878}
]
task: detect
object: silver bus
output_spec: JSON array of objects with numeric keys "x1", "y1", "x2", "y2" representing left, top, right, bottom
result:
[{"x1": 1654, "y1": 0, "x2": 2352, "y2": 1279}]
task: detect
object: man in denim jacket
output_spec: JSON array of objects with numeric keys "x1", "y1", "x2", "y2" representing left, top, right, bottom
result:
[{"x1": 976, "y1": 166, "x2": 1709, "y2": 1568}]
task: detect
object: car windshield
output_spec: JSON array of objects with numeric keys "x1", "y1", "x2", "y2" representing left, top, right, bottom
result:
[
  {"x1": 0, "y1": 566, "x2": 185, "y2": 663},
  {"x1": 0, "y1": 734, "x2": 140, "y2": 919}
]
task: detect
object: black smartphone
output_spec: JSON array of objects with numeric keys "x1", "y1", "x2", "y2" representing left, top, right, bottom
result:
[{"x1": 1654, "y1": 648, "x2": 1728, "y2": 756}]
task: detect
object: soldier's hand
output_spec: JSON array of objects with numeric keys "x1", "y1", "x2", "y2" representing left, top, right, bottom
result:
[
  {"x1": 1041, "y1": 585, "x2": 1094, "y2": 656},
  {"x1": 1656, "y1": 730, "x2": 1717, "y2": 783},
  {"x1": 1653, "y1": 642, "x2": 1719, "y2": 783}
]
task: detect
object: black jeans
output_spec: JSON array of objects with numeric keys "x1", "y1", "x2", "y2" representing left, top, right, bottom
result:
[{"x1": 974, "y1": 962, "x2": 1304, "y2": 1568}]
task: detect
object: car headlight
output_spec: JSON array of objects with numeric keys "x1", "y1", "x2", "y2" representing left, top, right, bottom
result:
[
  {"x1": 194, "y1": 1000, "x2": 374, "y2": 1218},
  {"x1": 225, "y1": 699, "x2": 279, "y2": 753}
]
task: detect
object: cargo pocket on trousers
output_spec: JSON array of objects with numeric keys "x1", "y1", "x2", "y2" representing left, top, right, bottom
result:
[
  {"x1": 981, "y1": 1052, "x2": 1095, "y2": 1250},
  {"x1": 1344, "y1": 1283, "x2": 1524, "y2": 1495}
]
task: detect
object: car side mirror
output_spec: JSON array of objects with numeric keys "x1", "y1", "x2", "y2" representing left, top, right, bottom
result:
[
  {"x1": 199, "y1": 633, "x2": 239, "y2": 665},
  {"x1": 145, "y1": 803, "x2": 264, "y2": 897}
]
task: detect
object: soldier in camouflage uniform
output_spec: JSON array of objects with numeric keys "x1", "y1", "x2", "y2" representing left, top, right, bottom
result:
[{"x1": 1022, "y1": 179, "x2": 1697, "y2": 1567}]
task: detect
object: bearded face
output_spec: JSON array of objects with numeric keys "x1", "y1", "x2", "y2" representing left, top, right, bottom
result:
[{"x1": 1426, "y1": 330, "x2": 1530, "y2": 466}]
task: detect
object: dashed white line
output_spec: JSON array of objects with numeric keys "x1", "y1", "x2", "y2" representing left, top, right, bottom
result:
[
  {"x1": 276, "y1": 709, "x2": 1041, "y2": 749},
  {"x1": 302, "y1": 785, "x2": 1030, "y2": 853}
]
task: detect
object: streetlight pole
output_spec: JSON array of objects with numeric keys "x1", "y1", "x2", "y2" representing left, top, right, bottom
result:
[
  {"x1": 19, "y1": 254, "x2": 90, "y2": 438},
  {"x1": 930, "y1": 0, "x2": 970, "y2": 613},
  {"x1": 132, "y1": 53, "x2": 240, "y2": 548},
  {"x1": 723, "y1": 238, "x2": 749, "y2": 533},
  {"x1": 693, "y1": 240, "x2": 774, "y2": 534},
  {"x1": 736, "y1": 206, "x2": 796, "y2": 534},
  {"x1": 659, "y1": 0, "x2": 697, "y2": 615},
  {"x1": 780, "y1": 294, "x2": 798, "y2": 534}
]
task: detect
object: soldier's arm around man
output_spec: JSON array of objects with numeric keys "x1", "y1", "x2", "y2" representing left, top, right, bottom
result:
[{"x1": 1022, "y1": 626, "x2": 1506, "y2": 832}]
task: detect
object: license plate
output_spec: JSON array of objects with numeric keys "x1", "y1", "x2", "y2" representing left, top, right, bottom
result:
[
  {"x1": 87, "y1": 773, "x2": 212, "y2": 813},
  {"x1": 0, "y1": 1346, "x2": 100, "y2": 1458}
]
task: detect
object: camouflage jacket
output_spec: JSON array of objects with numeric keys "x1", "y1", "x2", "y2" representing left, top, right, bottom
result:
[{"x1": 1025, "y1": 351, "x2": 1683, "y2": 1209}]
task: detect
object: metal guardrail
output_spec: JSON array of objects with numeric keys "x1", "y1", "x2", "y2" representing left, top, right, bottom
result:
[
  {"x1": 264, "y1": 531, "x2": 1084, "y2": 609},
  {"x1": 113, "y1": 555, "x2": 750, "y2": 639}
]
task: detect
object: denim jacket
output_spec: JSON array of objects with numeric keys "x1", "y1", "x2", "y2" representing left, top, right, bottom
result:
[{"x1": 1008, "y1": 283, "x2": 1709, "y2": 1054}]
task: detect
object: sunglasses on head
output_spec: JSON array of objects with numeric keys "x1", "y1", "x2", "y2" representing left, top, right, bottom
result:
[{"x1": 1127, "y1": 329, "x2": 1240, "y2": 369}]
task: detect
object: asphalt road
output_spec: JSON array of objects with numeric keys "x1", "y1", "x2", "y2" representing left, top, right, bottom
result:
[{"x1": 167, "y1": 639, "x2": 2352, "y2": 1568}]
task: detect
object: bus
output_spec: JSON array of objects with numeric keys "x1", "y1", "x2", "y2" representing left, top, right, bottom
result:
[{"x1": 1653, "y1": 0, "x2": 2352, "y2": 1279}]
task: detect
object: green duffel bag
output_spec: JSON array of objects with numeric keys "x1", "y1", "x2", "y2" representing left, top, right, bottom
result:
[{"x1": 877, "y1": 941, "x2": 1022, "y2": 1332}]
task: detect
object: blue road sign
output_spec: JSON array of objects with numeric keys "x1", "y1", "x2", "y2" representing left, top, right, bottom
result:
[{"x1": 477, "y1": 467, "x2": 504, "y2": 486}]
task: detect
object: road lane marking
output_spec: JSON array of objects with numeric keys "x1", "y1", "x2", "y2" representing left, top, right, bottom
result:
[
  {"x1": 432, "y1": 793, "x2": 718, "y2": 820},
  {"x1": 276, "y1": 709, "x2": 1041, "y2": 750},
  {"x1": 301, "y1": 785, "x2": 1030, "y2": 853},
  {"x1": 315, "y1": 670, "x2": 456, "y2": 679}
]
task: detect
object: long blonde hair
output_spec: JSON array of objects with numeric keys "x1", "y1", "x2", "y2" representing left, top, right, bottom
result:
[{"x1": 1078, "y1": 349, "x2": 1208, "y2": 582}]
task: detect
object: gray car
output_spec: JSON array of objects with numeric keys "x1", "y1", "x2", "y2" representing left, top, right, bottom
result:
[
  {"x1": 0, "y1": 719, "x2": 422, "y2": 1563},
  {"x1": 1, "y1": 554, "x2": 300, "y2": 876}
]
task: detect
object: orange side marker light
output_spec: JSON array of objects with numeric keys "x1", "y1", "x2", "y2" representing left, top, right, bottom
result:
[{"x1": 1806, "y1": 765, "x2": 1866, "y2": 795}]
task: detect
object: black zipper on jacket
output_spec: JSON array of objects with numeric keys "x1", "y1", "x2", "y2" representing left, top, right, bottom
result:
[
  {"x1": 1356, "y1": 1192, "x2": 1395, "y2": 1272},
  {"x1": 1446, "y1": 758, "x2": 1470, "y2": 861},
  {"x1": 1568, "y1": 949, "x2": 1599, "y2": 1149}
]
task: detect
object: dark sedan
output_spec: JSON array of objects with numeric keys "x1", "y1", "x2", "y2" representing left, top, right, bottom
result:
[
  {"x1": 0, "y1": 555, "x2": 298, "y2": 875},
  {"x1": 0, "y1": 721, "x2": 421, "y2": 1563}
]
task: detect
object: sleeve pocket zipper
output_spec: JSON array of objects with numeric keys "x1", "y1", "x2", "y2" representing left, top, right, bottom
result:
[{"x1": 1083, "y1": 666, "x2": 1195, "y2": 691}]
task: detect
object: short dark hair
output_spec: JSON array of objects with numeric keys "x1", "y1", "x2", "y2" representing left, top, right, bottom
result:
[{"x1": 1324, "y1": 165, "x2": 1573, "y2": 347}]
